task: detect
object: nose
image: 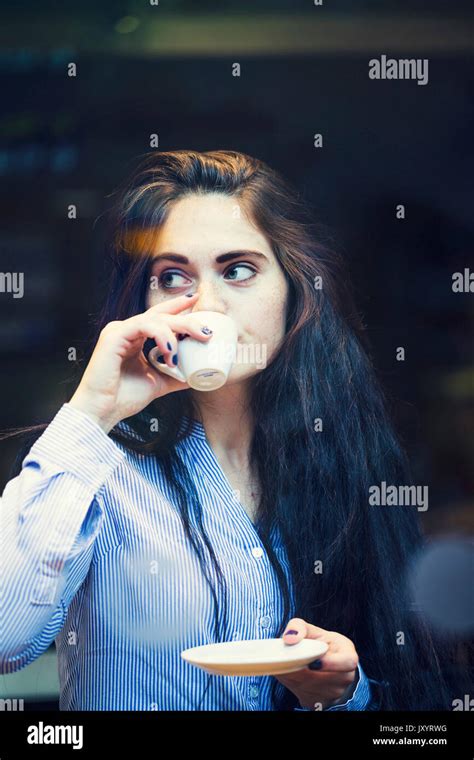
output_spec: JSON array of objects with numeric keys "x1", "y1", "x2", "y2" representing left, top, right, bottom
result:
[{"x1": 189, "y1": 280, "x2": 227, "y2": 316}]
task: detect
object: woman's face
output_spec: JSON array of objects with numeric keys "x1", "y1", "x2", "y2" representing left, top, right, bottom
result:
[{"x1": 145, "y1": 193, "x2": 289, "y2": 385}]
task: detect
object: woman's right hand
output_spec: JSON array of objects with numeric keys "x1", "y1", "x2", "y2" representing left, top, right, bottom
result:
[{"x1": 68, "y1": 293, "x2": 212, "y2": 433}]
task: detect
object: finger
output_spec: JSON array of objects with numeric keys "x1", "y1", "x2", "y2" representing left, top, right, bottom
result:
[
  {"x1": 163, "y1": 314, "x2": 215, "y2": 343},
  {"x1": 148, "y1": 322, "x2": 179, "y2": 369},
  {"x1": 307, "y1": 650, "x2": 359, "y2": 672},
  {"x1": 106, "y1": 314, "x2": 177, "y2": 369},
  {"x1": 142, "y1": 313, "x2": 214, "y2": 369},
  {"x1": 148, "y1": 293, "x2": 199, "y2": 314},
  {"x1": 277, "y1": 641, "x2": 357, "y2": 678},
  {"x1": 282, "y1": 618, "x2": 327, "y2": 645},
  {"x1": 282, "y1": 620, "x2": 355, "y2": 658},
  {"x1": 275, "y1": 668, "x2": 356, "y2": 690}
]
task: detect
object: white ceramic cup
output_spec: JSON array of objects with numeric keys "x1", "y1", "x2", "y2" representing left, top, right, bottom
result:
[{"x1": 147, "y1": 311, "x2": 238, "y2": 391}]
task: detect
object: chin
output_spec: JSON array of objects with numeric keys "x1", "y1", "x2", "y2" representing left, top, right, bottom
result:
[{"x1": 228, "y1": 366, "x2": 261, "y2": 384}]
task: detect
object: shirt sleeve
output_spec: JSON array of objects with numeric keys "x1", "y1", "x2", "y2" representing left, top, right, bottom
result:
[
  {"x1": 0, "y1": 402, "x2": 125, "y2": 673},
  {"x1": 293, "y1": 661, "x2": 382, "y2": 711}
]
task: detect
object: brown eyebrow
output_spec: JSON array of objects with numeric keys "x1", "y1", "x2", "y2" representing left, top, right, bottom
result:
[{"x1": 151, "y1": 250, "x2": 268, "y2": 265}]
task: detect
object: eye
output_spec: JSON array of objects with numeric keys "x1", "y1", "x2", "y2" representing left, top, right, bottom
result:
[
  {"x1": 157, "y1": 263, "x2": 257, "y2": 290},
  {"x1": 157, "y1": 270, "x2": 192, "y2": 289},
  {"x1": 224, "y1": 263, "x2": 257, "y2": 282}
]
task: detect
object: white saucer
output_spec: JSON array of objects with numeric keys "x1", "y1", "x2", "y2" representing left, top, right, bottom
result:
[{"x1": 180, "y1": 637, "x2": 329, "y2": 676}]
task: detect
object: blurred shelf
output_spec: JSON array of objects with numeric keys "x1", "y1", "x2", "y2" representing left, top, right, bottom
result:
[{"x1": 0, "y1": 13, "x2": 473, "y2": 55}]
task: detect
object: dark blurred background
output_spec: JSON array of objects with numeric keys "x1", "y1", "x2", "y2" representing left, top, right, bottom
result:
[{"x1": 0, "y1": 0, "x2": 472, "y2": 708}]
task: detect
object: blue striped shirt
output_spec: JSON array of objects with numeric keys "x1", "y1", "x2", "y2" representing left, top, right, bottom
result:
[{"x1": 0, "y1": 403, "x2": 381, "y2": 710}]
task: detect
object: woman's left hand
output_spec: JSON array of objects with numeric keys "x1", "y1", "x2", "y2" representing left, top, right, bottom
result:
[{"x1": 274, "y1": 618, "x2": 360, "y2": 710}]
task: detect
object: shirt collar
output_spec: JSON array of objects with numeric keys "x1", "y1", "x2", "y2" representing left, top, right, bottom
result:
[
  {"x1": 114, "y1": 415, "x2": 207, "y2": 442},
  {"x1": 178, "y1": 415, "x2": 207, "y2": 441}
]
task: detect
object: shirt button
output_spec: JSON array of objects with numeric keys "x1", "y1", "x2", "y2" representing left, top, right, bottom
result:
[
  {"x1": 259, "y1": 615, "x2": 271, "y2": 628},
  {"x1": 249, "y1": 685, "x2": 259, "y2": 699},
  {"x1": 231, "y1": 632, "x2": 241, "y2": 641},
  {"x1": 251, "y1": 547, "x2": 264, "y2": 558}
]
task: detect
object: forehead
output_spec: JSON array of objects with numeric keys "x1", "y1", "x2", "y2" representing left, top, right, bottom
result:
[{"x1": 153, "y1": 193, "x2": 273, "y2": 255}]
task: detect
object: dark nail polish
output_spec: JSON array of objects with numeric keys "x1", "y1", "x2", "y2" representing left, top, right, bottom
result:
[
  {"x1": 284, "y1": 629, "x2": 299, "y2": 636},
  {"x1": 157, "y1": 355, "x2": 165, "y2": 364},
  {"x1": 167, "y1": 342, "x2": 172, "y2": 351},
  {"x1": 201, "y1": 326, "x2": 213, "y2": 335},
  {"x1": 172, "y1": 354, "x2": 178, "y2": 365},
  {"x1": 308, "y1": 659, "x2": 323, "y2": 670}
]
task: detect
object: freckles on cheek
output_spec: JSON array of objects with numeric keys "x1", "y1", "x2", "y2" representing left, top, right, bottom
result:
[{"x1": 255, "y1": 303, "x2": 286, "y2": 349}]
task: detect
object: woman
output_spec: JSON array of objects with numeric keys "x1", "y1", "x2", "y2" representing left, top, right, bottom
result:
[{"x1": 0, "y1": 150, "x2": 453, "y2": 710}]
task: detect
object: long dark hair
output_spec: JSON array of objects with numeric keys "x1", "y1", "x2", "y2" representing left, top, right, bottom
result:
[{"x1": 2, "y1": 149, "x2": 459, "y2": 710}]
